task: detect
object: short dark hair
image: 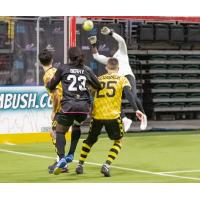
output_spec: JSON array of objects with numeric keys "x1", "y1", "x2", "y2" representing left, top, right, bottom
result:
[
  {"x1": 107, "y1": 58, "x2": 119, "y2": 70},
  {"x1": 39, "y1": 49, "x2": 53, "y2": 66},
  {"x1": 68, "y1": 47, "x2": 84, "y2": 66}
]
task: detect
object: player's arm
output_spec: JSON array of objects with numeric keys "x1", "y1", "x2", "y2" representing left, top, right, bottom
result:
[
  {"x1": 51, "y1": 88, "x2": 60, "y2": 120},
  {"x1": 123, "y1": 86, "x2": 138, "y2": 111},
  {"x1": 101, "y1": 27, "x2": 128, "y2": 55},
  {"x1": 51, "y1": 88, "x2": 60, "y2": 112},
  {"x1": 84, "y1": 66, "x2": 102, "y2": 90},
  {"x1": 46, "y1": 67, "x2": 62, "y2": 90},
  {"x1": 88, "y1": 36, "x2": 109, "y2": 65},
  {"x1": 123, "y1": 86, "x2": 144, "y2": 121}
]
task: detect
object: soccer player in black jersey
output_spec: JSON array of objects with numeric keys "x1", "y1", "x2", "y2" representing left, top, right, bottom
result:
[{"x1": 46, "y1": 47, "x2": 101, "y2": 175}]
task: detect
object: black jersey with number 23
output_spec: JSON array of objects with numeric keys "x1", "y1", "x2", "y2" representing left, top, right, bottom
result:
[{"x1": 46, "y1": 64, "x2": 101, "y2": 114}]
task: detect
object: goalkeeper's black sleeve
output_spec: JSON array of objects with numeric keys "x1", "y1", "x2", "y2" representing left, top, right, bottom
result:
[{"x1": 123, "y1": 86, "x2": 138, "y2": 112}]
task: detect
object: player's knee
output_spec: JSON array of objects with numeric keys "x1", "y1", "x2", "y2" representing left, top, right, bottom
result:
[
  {"x1": 84, "y1": 136, "x2": 98, "y2": 146},
  {"x1": 72, "y1": 125, "x2": 80, "y2": 132}
]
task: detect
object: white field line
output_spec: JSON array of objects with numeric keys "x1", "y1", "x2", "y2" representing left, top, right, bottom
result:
[
  {"x1": 1, "y1": 148, "x2": 200, "y2": 181},
  {"x1": 4, "y1": 142, "x2": 16, "y2": 146},
  {"x1": 159, "y1": 169, "x2": 200, "y2": 174}
]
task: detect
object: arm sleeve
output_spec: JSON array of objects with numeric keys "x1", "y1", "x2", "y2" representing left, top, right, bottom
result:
[
  {"x1": 123, "y1": 86, "x2": 138, "y2": 111},
  {"x1": 112, "y1": 32, "x2": 128, "y2": 55},
  {"x1": 93, "y1": 52, "x2": 109, "y2": 65},
  {"x1": 52, "y1": 89, "x2": 61, "y2": 112},
  {"x1": 85, "y1": 66, "x2": 102, "y2": 90},
  {"x1": 46, "y1": 67, "x2": 62, "y2": 90}
]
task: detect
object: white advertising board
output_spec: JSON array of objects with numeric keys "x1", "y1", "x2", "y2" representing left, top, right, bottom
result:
[{"x1": 0, "y1": 86, "x2": 52, "y2": 133}]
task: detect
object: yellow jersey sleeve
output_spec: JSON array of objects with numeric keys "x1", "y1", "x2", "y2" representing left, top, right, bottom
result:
[
  {"x1": 120, "y1": 76, "x2": 131, "y2": 89},
  {"x1": 43, "y1": 68, "x2": 62, "y2": 113}
]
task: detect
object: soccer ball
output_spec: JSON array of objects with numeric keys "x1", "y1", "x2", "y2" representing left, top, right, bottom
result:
[{"x1": 82, "y1": 20, "x2": 94, "y2": 31}]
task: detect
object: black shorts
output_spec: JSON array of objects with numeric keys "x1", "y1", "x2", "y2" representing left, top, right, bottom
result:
[
  {"x1": 88, "y1": 117, "x2": 124, "y2": 140},
  {"x1": 56, "y1": 112, "x2": 87, "y2": 127}
]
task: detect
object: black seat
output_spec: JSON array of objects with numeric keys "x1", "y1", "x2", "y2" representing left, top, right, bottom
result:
[
  {"x1": 154, "y1": 103, "x2": 170, "y2": 107},
  {"x1": 171, "y1": 102, "x2": 185, "y2": 107},
  {"x1": 168, "y1": 64, "x2": 183, "y2": 70},
  {"x1": 139, "y1": 24, "x2": 154, "y2": 41},
  {"x1": 173, "y1": 83, "x2": 188, "y2": 89},
  {"x1": 182, "y1": 74, "x2": 198, "y2": 79},
  {"x1": 188, "y1": 93, "x2": 200, "y2": 98},
  {"x1": 155, "y1": 24, "x2": 169, "y2": 41},
  {"x1": 154, "y1": 93, "x2": 170, "y2": 98},
  {"x1": 185, "y1": 55, "x2": 200, "y2": 60},
  {"x1": 151, "y1": 74, "x2": 166, "y2": 79},
  {"x1": 184, "y1": 65, "x2": 200, "y2": 70},
  {"x1": 188, "y1": 102, "x2": 200, "y2": 107},
  {"x1": 187, "y1": 25, "x2": 200, "y2": 42},
  {"x1": 149, "y1": 55, "x2": 167, "y2": 60},
  {"x1": 170, "y1": 24, "x2": 185, "y2": 42},
  {"x1": 167, "y1": 74, "x2": 182, "y2": 79},
  {"x1": 171, "y1": 93, "x2": 186, "y2": 98},
  {"x1": 189, "y1": 83, "x2": 200, "y2": 88},
  {"x1": 168, "y1": 55, "x2": 185, "y2": 60},
  {"x1": 151, "y1": 64, "x2": 167, "y2": 70},
  {"x1": 154, "y1": 83, "x2": 172, "y2": 89}
]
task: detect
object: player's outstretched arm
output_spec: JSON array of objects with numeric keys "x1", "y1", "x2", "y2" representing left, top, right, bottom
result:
[
  {"x1": 84, "y1": 66, "x2": 102, "y2": 90},
  {"x1": 88, "y1": 36, "x2": 109, "y2": 65},
  {"x1": 101, "y1": 26, "x2": 128, "y2": 55},
  {"x1": 46, "y1": 67, "x2": 62, "y2": 90},
  {"x1": 123, "y1": 86, "x2": 144, "y2": 121}
]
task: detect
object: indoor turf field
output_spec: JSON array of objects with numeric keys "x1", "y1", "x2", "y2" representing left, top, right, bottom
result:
[{"x1": 1, "y1": 130, "x2": 200, "y2": 183}]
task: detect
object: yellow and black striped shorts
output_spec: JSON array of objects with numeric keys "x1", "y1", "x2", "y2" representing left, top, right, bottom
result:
[{"x1": 89, "y1": 117, "x2": 124, "y2": 140}]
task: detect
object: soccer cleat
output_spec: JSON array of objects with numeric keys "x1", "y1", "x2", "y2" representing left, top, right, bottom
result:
[
  {"x1": 53, "y1": 158, "x2": 67, "y2": 175},
  {"x1": 48, "y1": 161, "x2": 58, "y2": 174},
  {"x1": 140, "y1": 114, "x2": 147, "y2": 130},
  {"x1": 75, "y1": 164, "x2": 84, "y2": 174},
  {"x1": 65, "y1": 154, "x2": 74, "y2": 163},
  {"x1": 48, "y1": 161, "x2": 69, "y2": 174},
  {"x1": 122, "y1": 117, "x2": 132, "y2": 132},
  {"x1": 101, "y1": 164, "x2": 111, "y2": 177}
]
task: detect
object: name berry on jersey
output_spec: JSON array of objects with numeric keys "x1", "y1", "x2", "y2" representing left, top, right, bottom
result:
[{"x1": 70, "y1": 69, "x2": 84, "y2": 74}]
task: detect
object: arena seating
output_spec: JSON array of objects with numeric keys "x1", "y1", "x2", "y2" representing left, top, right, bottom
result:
[{"x1": 128, "y1": 49, "x2": 200, "y2": 120}]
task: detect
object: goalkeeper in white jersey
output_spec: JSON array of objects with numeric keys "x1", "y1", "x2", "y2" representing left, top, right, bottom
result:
[{"x1": 88, "y1": 27, "x2": 147, "y2": 131}]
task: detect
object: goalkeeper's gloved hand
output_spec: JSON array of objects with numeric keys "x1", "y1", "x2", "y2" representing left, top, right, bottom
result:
[
  {"x1": 88, "y1": 36, "x2": 97, "y2": 47},
  {"x1": 101, "y1": 26, "x2": 113, "y2": 35},
  {"x1": 136, "y1": 110, "x2": 144, "y2": 121}
]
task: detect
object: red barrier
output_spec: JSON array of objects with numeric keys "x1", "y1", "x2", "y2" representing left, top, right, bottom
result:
[
  {"x1": 81, "y1": 16, "x2": 200, "y2": 22},
  {"x1": 70, "y1": 16, "x2": 76, "y2": 47}
]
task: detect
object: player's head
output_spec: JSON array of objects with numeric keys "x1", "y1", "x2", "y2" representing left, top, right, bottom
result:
[
  {"x1": 68, "y1": 47, "x2": 84, "y2": 67},
  {"x1": 39, "y1": 49, "x2": 53, "y2": 66},
  {"x1": 106, "y1": 58, "x2": 119, "y2": 73}
]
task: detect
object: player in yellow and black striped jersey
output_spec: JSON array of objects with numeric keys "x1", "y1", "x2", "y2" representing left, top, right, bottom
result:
[
  {"x1": 76, "y1": 58, "x2": 144, "y2": 177},
  {"x1": 39, "y1": 49, "x2": 84, "y2": 174}
]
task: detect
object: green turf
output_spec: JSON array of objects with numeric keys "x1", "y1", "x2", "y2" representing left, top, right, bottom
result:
[{"x1": 1, "y1": 130, "x2": 200, "y2": 183}]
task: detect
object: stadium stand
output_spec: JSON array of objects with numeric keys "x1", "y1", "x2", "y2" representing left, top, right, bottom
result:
[{"x1": 0, "y1": 16, "x2": 200, "y2": 122}]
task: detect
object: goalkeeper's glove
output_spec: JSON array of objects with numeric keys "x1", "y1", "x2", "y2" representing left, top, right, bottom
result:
[
  {"x1": 88, "y1": 36, "x2": 97, "y2": 47},
  {"x1": 136, "y1": 110, "x2": 144, "y2": 121},
  {"x1": 101, "y1": 26, "x2": 113, "y2": 36}
]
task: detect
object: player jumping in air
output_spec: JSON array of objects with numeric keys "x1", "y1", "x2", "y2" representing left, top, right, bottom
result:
[
  {"x1": 46, "y1": 47, "x2": 101, "y2": 175},
  {"x1": 88, "y1": 27, "x2": 147, "y2": 131},
  {"x1": 76, "y1": 58, "x2": 144, "y2": 177}
]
